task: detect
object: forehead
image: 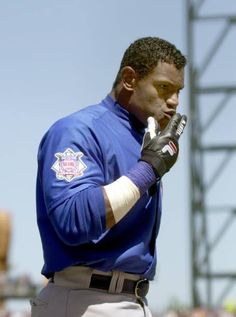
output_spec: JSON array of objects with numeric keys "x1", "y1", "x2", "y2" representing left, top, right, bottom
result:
[{"x1": 147, "y1": 62, "x2": 184, "y2": 88}]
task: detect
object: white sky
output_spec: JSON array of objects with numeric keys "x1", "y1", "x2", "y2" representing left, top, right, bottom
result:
[{"x1": 0, "y1": 0, "x2": 236, "y2": 313}]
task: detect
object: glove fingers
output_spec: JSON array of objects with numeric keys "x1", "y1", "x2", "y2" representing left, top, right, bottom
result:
[
  {"x1": 164, "y1": 113, "x2": 182, "y2": 135},
  {"x1": 175, "y1": 115, "x2": 187, "y2": 140}
]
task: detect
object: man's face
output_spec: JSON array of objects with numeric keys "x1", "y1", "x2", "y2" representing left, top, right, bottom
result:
[{"x1": 129, "y1": 62, "x2": 185, "y2": 130}]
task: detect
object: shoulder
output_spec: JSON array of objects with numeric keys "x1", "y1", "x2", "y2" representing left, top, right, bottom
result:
[
  {"x1": 48, "y1": 100, "x2": 110, "y2": 136},
  {"x1": 39, "y1": 100, "x2": 110, "y2": 150}
]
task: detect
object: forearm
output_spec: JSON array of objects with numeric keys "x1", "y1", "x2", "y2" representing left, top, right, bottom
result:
[
  {"x1": 103, "y1": 114, "x2": 187, "y2": 229},
  {"x1": 103, "y1": 161, "x2": 157, "y2": 228}
]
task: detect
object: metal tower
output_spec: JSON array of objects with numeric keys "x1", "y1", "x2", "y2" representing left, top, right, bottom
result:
[{"x1": 186, "y1": 0, "x2": 236, "y2": 308}]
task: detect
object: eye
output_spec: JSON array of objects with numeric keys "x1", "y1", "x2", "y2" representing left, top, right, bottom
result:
[
  {"x1": 157, "y1": 84, "x2": 171, "y2": 94},
  {"x1": 159, "y1": 84, "x2": 168, "y2": 89}
]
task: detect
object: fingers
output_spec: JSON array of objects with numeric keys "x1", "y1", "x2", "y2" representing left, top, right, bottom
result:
[
  {"x1": 147, "y1": 117, "x2": 159, "y2": 140},
  {"x1": 146, "y1": 114, "x2": 187, "y2": 142},
  {"x1": 164, "y1": 113, "x2": 181, "y2": 135},
  {"x1": 175, "y1": 115, "x2": 187, "y2": 140},
  {"x1": 164, "y1": 113, "x2": 187, "y2": 140}
]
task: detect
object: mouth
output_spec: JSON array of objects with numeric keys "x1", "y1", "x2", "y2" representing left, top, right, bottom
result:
[
  {"x1": 158, "y1": 112, "x2": 176, "y2": 130},
  {"x1": 163, "y1": 111, "x2": 176, "y2": 120}
]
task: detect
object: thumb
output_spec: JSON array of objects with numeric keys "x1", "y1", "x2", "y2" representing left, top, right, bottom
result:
[
  {"x1": 141, "y1": 117, "x2": 157, "y2": 150},
  {"x1": 147, "y1": 116, "x2": 159, "y2": 139}
]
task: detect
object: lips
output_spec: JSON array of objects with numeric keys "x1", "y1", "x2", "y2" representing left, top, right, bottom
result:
[{"x1": 164, "y1": 111, "x2": 176, "y2": 120}]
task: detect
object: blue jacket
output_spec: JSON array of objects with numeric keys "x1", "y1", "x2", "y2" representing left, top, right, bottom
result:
[{"x1": 36, "y1": 95, "x2": 162, "y2": 280}]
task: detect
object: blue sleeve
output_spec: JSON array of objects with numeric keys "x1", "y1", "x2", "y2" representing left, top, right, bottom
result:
[{"x1": 37, "y1": 116, "x2": 107, "y2": 246}]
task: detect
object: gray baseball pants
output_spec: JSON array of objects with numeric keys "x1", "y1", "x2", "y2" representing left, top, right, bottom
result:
[{"x1": 30, "y1": 266, "x2": 153, "y2": 317}]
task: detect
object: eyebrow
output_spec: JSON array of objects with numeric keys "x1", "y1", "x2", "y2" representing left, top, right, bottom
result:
[{"x1": 154, "y1": 79, "x2": 184, "y2": 90}]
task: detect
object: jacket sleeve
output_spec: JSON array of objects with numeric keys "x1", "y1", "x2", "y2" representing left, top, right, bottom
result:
[{"x1": 37, "y1": 116, "x2": 107, "y2": 246}]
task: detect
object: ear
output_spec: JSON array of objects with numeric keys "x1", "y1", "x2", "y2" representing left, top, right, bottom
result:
[{"x1": 120, "y1": 66, "x2": 137, "y2": 91}]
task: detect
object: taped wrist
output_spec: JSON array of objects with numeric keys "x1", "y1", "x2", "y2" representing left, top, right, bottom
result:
[{"x1": 103, "y1": 176, "x2": 140, "y2": 224}]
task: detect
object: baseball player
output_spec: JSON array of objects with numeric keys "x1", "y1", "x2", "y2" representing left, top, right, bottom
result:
[{"x1": 31, "y1": 37, "x2": 187, "y2": 317}]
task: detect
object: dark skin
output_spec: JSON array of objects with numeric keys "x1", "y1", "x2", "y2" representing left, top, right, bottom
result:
[
  {"x1": 104, "y1": 62, "x2": 185, "y2": 228},
  {"x1": 110, "y1": 62, "x2": 185, "y2": 130}
]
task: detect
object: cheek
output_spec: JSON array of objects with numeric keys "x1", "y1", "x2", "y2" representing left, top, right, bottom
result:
[
  {"x1": 139, "y1": 87, "x2": 159, "y2": 105},
  {"x1": 146, "y1": 90, "x2": 163, "y2": 111}
]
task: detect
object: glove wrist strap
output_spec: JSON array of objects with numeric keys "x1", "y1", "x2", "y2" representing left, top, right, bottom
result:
[{"x1": 126, "y1": 161, "x2": 157, "y2": 195}]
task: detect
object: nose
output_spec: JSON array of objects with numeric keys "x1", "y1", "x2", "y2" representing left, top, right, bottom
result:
[{"x1": 166, "y1": 93, "x2": 179, "y2": 109}]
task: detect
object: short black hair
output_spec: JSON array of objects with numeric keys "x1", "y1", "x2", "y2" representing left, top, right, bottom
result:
[{"x1": 113, "y1": 36, "x2": 187, "y2": 87}]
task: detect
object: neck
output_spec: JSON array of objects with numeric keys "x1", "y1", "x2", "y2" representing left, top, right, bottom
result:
[
  {"x1": 109, "y1": 87, "x2": 145, "y2": 131},
  {"x1": 110, "y1": 86, "x2": 132, "y2": 112}
]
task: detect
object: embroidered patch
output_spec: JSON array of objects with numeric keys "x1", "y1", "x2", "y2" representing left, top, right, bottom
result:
[{"x1": 51, "y1": 148, "x2": 87, "y2": 182}]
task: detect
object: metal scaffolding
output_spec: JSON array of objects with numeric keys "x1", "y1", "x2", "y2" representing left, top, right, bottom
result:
[{"x1": 186, "y1": 0, "x2": 236, "y2": 308}]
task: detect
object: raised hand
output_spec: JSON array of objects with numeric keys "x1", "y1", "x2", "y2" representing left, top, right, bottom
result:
[{"x1": 140, "y1": 114, "x2": 187, "y2": 178}]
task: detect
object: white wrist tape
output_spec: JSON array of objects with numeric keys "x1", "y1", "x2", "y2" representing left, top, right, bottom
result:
[{"x1": 103, "y1": 176, "x2": 141, "y2": 223}]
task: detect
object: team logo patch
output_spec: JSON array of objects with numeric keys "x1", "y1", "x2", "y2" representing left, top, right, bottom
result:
[{"x1": 51, "y1": 148, "x2": 87, "y2": 182}]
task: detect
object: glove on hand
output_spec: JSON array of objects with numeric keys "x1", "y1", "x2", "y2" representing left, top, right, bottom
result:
[{"x1": 140, "y1": 113, "x2": 187, "y2": 178}]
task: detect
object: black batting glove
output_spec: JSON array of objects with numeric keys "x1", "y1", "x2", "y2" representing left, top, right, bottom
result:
[{"x1": 140, "y1": 113, "x2": 187, "y2": 178}]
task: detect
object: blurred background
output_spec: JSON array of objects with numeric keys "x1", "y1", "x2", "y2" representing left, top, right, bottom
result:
[{"x1": 0, "y1": 0, "x2": 236, "y2": 316}]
